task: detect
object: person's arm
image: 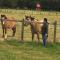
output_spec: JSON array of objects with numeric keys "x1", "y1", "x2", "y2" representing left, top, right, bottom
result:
[{"x1": 46, "y1": 23, "x2": 48, "y2": 37}]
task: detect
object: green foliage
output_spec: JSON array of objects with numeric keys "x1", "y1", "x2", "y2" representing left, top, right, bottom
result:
[{"x1": 0, "y1": 0, "x2": 60, "y2": 10}]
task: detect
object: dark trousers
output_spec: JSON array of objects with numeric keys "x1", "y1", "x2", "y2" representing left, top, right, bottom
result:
[{"x1": 42, "y1": 33, "x2": 47, "y2": 47}]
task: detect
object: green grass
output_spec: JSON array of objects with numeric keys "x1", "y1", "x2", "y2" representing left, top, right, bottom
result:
[
  {"x1": 0, "y1": 39, "x2": 60, "y2": 60},
  {"x1": 0, "y1": 9, "x2": 60, "y2": 60}
]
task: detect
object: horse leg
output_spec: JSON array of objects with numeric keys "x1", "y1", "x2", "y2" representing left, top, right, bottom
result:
[
  {"x1": 2, "y1": 28, "x2": 4, "y2": 37},
  {"x1": 37, "y1": 33, "x2": 40, "y2": 44},
  {"x1": 12, "y1": 27, "x2": 16, "y2": 37},
  {"x1": 32, "y1": 33, "x2": 34, "y2": 42},
  {"x1": 5, "y1": 28, "x2": 7, "y2": 39}
]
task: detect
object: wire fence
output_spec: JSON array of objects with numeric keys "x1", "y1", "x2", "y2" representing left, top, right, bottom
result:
[
  {"x1": 0, "y1": 19, "x2": 60, "y2": 43},
  {"x1": 0, "y1": 9, "x2": 60, "y2": 43}
]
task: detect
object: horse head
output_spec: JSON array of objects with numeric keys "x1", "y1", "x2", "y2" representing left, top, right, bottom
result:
[
  {"x1": 24, "y1": 15, "x2": 35, "y2": 26},
  {"x1": 1, "y1": 14, "x2": 7, "y2": 25}
]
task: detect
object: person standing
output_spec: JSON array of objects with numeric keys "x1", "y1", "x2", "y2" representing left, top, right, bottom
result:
[{"x1": 41, "y1": 18, "x2": 48, "y2": 47}]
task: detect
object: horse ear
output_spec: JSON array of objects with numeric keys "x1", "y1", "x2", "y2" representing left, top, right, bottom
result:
[
  {"x1": 25, "y1": 15, "x2": 28, "y2": 17},
  {"x1": 1, "y1": 14, "x2": 6, "y2": 18},
  {"x1": 25, "y1": 15, "x2": 26, "y2": 17},
  {"x1": 1, "y1": 15, "x2": 2, "y2": 17},
  {"x1": 1, "y1": 14, "x2": 4, "y2": 17},
  {"x1": 30, "y1": 15, "x2": 31, "y2": 17}
]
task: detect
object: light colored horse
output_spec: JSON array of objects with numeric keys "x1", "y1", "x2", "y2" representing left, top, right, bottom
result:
[
  {"x1": 24, "y1": 16, "x2": 43, "y2": 44},
  {"x1": 1, "y1": 15, "x2": 16, "y2": 39}
]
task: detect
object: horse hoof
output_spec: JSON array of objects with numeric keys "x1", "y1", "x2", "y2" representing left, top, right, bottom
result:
[{"x1": 4, "y1": 34, "x2": 7, "y2": 39}]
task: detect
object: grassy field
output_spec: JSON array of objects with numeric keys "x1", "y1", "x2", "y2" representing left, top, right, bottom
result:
[
  {"x1": 0, "y1": 9, "x2": 60, "y2": 60},
  {"x1": 0, "y1": 39, "x2": 60, "y2": 60},
  {"x1": 0, "y1": 9, "x2": 60, "y2": 22}
]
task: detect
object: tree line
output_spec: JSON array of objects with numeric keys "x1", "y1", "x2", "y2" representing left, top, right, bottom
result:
[{"x1": 0, "y1": 0, "x2": 60, "y2": 11}]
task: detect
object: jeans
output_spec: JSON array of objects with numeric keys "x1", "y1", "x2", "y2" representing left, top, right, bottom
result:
[{"x1": 42, "y1": 33, "x2": 47, "y2": 47}]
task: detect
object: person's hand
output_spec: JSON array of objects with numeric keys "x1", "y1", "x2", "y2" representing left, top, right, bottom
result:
[{"x1": 46, "y1": 34, "x2": 48, "y2": 37}]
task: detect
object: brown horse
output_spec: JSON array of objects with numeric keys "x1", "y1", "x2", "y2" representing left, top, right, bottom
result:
[
  {"x1": 24, "y1": 16, "x2": 43, "y2": 44},
  {"x1": 1, "y1": 15, "x2": 16, "y2": 39}
]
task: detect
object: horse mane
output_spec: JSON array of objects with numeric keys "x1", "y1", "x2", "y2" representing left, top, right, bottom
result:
[{"x1": 5, "y1": 17, "x2": 16, "y2": 22}]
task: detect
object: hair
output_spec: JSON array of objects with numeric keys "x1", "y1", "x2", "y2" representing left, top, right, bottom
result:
[{"x1": 44, "y1": 18, "x2": 47, "y2": 22}]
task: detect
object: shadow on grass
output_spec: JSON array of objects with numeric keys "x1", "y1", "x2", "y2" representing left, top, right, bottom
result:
[
  {"x1": 5, "y1": 39, "x2": 43, "y2": 47},
  {"x1": 5, "y1": 39, "x2": 23, "y2": 46},
  {"x1": 4, "y1": 39, "x2": 60, "y2": 49}
]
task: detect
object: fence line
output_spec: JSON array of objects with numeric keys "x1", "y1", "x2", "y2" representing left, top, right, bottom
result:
[
  {"x1": 21, "y1": 20, "x2": 58, "y2": 43},
  {"x1": 0, "y1": 18, "x2": 60, "y2": 43}
]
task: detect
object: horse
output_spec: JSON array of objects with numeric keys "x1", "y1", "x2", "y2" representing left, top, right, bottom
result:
[
  {"x1": 24, "y1": 16, "x2": 44, "y2": 44},
  {"x1": 0, "y1": 15, "x2": 16, "y2": 39}
]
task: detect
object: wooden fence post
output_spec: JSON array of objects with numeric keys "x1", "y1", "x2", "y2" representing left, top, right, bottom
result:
[
  {"x1": 21, "y1": 19, "x2": 24, "y2": 41},
  {"x1": 54, "y1": 20, "x2": 57, "y2": 43}
]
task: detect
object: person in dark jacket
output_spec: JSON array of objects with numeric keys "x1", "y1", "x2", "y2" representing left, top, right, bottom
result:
[{"x1": 41, "y1": 18, "x2": 48, "y2": 47}]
